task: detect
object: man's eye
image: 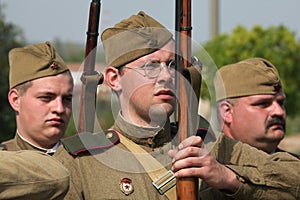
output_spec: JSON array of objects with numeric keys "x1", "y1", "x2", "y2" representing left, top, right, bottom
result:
[
  {"x1": 64, "y1": 96, "x2": 73, "y2": 104},
  {"x1": 168, "y1": 60, "x2": 176, "y2": 69},
  {"x1": 257, "y1": 102, "x2": 272, "y2": 108},
  {"x1": 39, "y1": 96, "x2": 52, "y2": 101},
  {"x1": 145, "y1": 61, "x2": 160, "y2": 69}
]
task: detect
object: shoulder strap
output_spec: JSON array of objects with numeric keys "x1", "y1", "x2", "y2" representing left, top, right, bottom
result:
[
  {"x1": 61, "y1": 130, "x2": 119, "y2": 155},
  {"x1": 183, "y1": 56, "x2": 202, "y2": 100},
  {"x1": 118, "y1": 133, "x2": 177, "y2": 200}
]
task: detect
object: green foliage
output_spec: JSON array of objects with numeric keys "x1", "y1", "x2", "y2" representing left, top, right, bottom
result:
[
  {"x1": 53, "y1": 38, "x2": 85, "y2": 63},
  {"x1": 0, "y1": 5, "x2": 25, "y2": 142},
  {"x1": 196, "y1": 25, "x2": 300, "y2": 119}
]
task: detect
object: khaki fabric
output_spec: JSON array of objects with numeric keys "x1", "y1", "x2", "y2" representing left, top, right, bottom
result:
[
  {"x1": 214, "y1": 57, "x2": 282, "y2": 101},
  {"x1": 66, "y1": 113, "x2": 300, "y2": 199},
  {"x1": 3, "y1": 122, "x2": 300, "y2": 199},
  {"x1": 9, "y1": 41, "x2": 69, "y2": 89},
  {"x1": 0, "y1": 150, "x2": 69, "y2": 200},
  {"x1": 2, "y1": 134, "x2": 83, "y2": 200},
  {"x1": 200, "y1": 134, "x2": 300, "y2": 199},
  {"x1": 101, "y1": 11, "x2": 173, "y2": 68}
]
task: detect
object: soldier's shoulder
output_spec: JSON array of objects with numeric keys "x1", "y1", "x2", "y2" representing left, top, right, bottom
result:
[
  {"x1": 0, "y1": 138, "x2": 16, "y2": 150},
  {"x1": 275, "y1": 147, "x2": 300, "y2": 160},
  {"x1": 61, "y1": 130, "x2": 120, "y2": 155}
]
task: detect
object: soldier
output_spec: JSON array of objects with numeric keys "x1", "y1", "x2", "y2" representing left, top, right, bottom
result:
[
  {"x1": 214, "y1": 58, "x2": 299, "y2": 158},
  {"x1": 60, "y1": 11, "x2": 300, "y2": 199},
  {"x1": 0, "y1": 150, "x2": 69, "y2": 199},
  {"x1": 2, "y1": 41, "x2": 73, "y2": 152},
  {"x1": 0, "y1": 41, "x2": 81, "y2": 198}
]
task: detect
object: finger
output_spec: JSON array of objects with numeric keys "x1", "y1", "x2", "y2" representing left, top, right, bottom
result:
[
  {"x1": 173, "y1": 166, "x2": 204, "y2": 178},
  {"x1": 172, "y1": 146, "x2": 202, "y2": 163},
  {"x1": 168, "y1": 149, "x2": 178, "y2": 158},
  {"x1": 172, "y1": 156, "x2": 203, "y2": 172},
  {"x1": 178, "y1": 136, "x2": 202, "y2": 150}
]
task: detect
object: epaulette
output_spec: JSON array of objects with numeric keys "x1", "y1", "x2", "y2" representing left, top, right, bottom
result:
[
  {"x1": 61, "y1": 130, "x2": 119, "y2": 155},
  {"x1": 0, "y1": 144, "x2": 7, "y2": 151}
]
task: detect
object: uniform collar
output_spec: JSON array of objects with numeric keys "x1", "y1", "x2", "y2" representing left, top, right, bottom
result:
[
  {"x1": 114, "y1": 112, "x2": 174, "y2": 148},
  {"x1": 16, "y1": 130, "x2": 61, "y2": 154}
]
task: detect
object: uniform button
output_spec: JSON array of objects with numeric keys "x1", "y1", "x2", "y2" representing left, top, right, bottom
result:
[
  {"x1": 106, "y1": 132, "x2": 113, "y2": 139},
  {"x1": 254, "y1": 178, "x2": 260, "y2": 182},
  {"x1": 147, "y1": 138, "x2": 153, "y2": 145}
]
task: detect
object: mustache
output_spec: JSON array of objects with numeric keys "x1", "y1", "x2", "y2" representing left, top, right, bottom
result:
[{"x1": 266, "y1": 117, "x2": 286, "y2": 130}]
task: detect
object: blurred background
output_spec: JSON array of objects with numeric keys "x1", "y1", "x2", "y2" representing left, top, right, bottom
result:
[{"x1": 1, "y1": 0, "x2": 299, "y2": 154}]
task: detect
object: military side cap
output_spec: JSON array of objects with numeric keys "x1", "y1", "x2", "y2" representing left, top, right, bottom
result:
[
  {"x1": 9, "y1": 41, "x2": 69, "y2": 89},
  {"x1": 214, "y1": 57, "x2": 282, "y2": 101},
  {"x1": 101, "y1": 11, "x2": 173, "y2": 68},
  {"x1": 0, "y1": 151, "x2": 69, "y2": 199}
]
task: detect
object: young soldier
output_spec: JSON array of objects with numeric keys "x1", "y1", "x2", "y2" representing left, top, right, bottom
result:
[
  {"x1": 60, "y1": 11, "x2": 300, "y2": 199},
  {"x1": 1, "y1": 41, "x2": 80, "y2": 198}
]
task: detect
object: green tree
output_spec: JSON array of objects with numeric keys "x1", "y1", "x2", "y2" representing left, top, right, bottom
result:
[
  {"x1": 196, "y1": 24, "x2": 300, "y2": 134},
  {"x1": 0, "y1": 4, "x2": 25, "y2": 142},
  {"x1": 198, "y1": 25, "x2": 300, "y2": 115}
]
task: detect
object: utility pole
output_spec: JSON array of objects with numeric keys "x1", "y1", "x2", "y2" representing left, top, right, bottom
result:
[{"x1": 210, "y1": 0, "x2": 219, "y2": 39}]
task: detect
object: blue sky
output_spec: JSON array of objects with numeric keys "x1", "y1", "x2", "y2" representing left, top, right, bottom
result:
[{"x1": 1, "y1": 0, "x2": 300, "y2": 44}]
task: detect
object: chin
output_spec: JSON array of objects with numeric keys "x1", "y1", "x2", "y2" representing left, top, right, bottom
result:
[{"x1": 163, "y1": 104, "x2": 174, "y2": 116}]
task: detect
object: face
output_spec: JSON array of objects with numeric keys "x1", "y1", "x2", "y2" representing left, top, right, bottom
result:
[
  {"x1": 221, "y1": 91, "x2": 286, "y2": 153},
  {"x1": 9, "y1": 72, "x2": 73, "y2": 149},
  {"x1": 106, "y1": 41, "x2": 176, "y2": 127}
]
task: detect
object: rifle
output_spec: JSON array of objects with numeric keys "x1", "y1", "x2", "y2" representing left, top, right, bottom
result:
[
  {"x1": 78, "y1": 0, "x2": 103, "y2": 133},
  {"x1": 175, "y1": 0, "x2": 199, "y2": 199}
]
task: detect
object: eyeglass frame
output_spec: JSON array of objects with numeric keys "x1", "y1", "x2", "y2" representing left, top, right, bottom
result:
[{"x1": 119, "y1": 59, "x2": 176, "y2": 79}]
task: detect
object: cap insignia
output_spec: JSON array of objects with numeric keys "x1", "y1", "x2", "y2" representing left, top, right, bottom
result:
[{"x1": 50, "y1": 62, "x2": 59, "y2": 70}]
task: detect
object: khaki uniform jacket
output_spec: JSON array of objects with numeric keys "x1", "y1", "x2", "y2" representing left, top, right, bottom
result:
[
  {"x1": 3, "y1": 127, "x2": 300, "y2": 199},
  {"x1": 68, "y1": 112, "x2": 300, "y2": 200},
  {"x1": 0, "y1": 147, "x2": 70, "y2": 199},
  {"x1": 2, "y1": 134, "x2": 83, "y2": 200}
]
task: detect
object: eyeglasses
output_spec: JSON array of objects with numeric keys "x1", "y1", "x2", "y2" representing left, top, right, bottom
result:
[{"x1": 121, "y1": 60, "x2": 176, "y2": 79}]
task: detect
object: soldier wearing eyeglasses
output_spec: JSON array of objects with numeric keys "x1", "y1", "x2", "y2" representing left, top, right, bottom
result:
[{"x1": 60, "y1": 11, "x2": 300, "y2": 199}]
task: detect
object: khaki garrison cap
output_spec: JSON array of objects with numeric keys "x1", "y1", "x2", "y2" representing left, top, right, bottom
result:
[
  {"x1": 214, "y1": 57, "x2": 282, "y2": 101},
  {"x1": 101, "y1": 11, "x2": 173, "y2": 68},
  {"x1": 9, "y1": 41, "x2": 69, "y2": 89},
  {"x1": 0, "y1": 151, "x2": 69, "y2": 200}
]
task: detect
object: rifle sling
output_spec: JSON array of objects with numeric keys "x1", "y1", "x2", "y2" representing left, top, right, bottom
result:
[
  {"x1": 184, "y1": 65, "x2": 201, "y2": 101},
  {"x1": 118, "y1": 133, "x2": 177, "y2": 199},
  {"x1": 82, "y1": 73, "x2": 102, "y2": 132}
]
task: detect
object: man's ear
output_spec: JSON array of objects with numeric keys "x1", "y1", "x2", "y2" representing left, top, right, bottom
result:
[
  {"x1": 218, "y1": 101, "x2": 233, "y2": 124},
  {"x1": 8, "y1": 89, "x2": 20, "y2": 112},
  {"x1": 105, "y1": 66, "x2": 122, "y2": 92}
]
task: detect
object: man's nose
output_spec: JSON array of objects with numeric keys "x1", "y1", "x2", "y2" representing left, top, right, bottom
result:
[
  {"x1": 271, "y1": 102, "x2": 286, "y2": 117},
  {"x1": 53, "y1": 98, "x2": 65, "y2": 113}
]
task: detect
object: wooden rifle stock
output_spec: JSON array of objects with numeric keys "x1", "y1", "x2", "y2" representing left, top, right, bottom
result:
[
  {"x1": 78, "y1": 0, "x2": 103, "y2": 133},
  {"x1": 175, "y1": 0, "x2": 199, "y2": 199}
]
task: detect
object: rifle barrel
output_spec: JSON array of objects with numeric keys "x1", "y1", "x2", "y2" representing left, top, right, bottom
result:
[
  {"x1": 175, "y1": 0, "x2": 199, "y2": 199},
  {"x1": 78, "y1": 0, "x2": 103, "y2": 133}
]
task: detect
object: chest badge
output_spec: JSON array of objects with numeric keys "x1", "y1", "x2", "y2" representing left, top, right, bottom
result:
[{"x1": 119, "y1": 177, "x2": 134, "y2": 195}]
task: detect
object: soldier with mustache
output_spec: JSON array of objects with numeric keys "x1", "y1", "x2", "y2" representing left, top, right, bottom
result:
[{"x1": 214, "y1": 58, "x2": 299, "y2": 158}]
